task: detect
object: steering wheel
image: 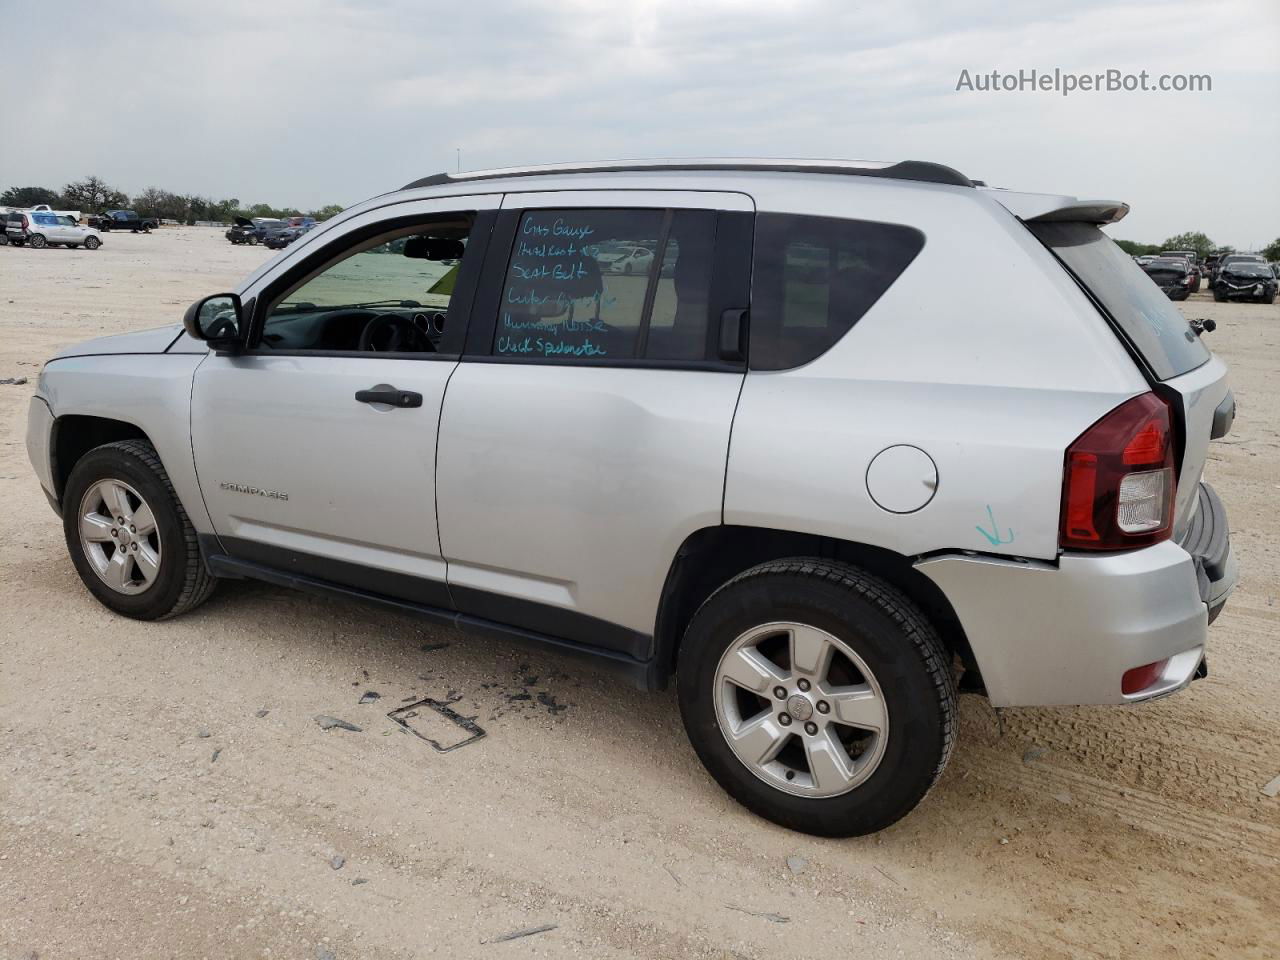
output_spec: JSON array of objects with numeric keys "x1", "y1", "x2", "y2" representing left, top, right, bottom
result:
[
  {"x1": 358, "y1": 313, "x2": 434, "y2": 353},
  {"x1": 204, "y1": 314, "x2": 239, "y2": 339}
]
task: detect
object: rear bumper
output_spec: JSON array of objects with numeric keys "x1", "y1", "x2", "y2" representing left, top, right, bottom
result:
[{"x1": 917, "y1": 483, "x2": 1234, "y2": 707}]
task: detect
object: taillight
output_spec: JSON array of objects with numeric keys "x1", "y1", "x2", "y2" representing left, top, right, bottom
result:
[
  {"x1": 1060, "y1": 393, "x2": 1176, "y2": 550},
  {"x1": 20, "y1": 214, "x2": 29, "y2": 229}
]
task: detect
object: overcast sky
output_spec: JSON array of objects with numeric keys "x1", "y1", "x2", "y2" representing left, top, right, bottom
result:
[{"x1": 2, "y1": 0, "x2": 1276, "y2": 248}]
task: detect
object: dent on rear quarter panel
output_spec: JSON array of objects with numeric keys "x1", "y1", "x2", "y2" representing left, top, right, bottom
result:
[{"x1": 40, "y1": 354, "x2": 213, "y2": 534}]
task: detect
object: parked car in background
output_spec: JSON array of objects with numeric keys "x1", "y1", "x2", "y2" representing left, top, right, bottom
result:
[
  {"x1": 1213, "y1": 260, "x2": 1277, "y2": 303},
  {"x1": 1270, "y1": 262, "x2": 1280, "y2": 280},
  {"x1": 89, "y1": 210, "x2": 158, "y2": 232},
  {"x1": 26, "y1": 158, "x2": 1236, "y2": 837},
  {"x1": 1161, "y1": 250, "x2": 1201, "y2": 291},
  {"x1": 595, "y1": 241, "x2": 655, "y2": 274},
  {"x1": 263, "y1": 222, "x2": 316, "y2": 250},
  {"x1": 4, "y1": 211, "x2": 102, "y2": 249},
  {"x1": 1142, "y1": 257, "x2": 1195, "y2": 300},
  {"x1": 0, "y1": 211, "x2": 23, "y2": 245},
  {"x1": 225, "y1": 216, "x2": 259, "y2": 244}
]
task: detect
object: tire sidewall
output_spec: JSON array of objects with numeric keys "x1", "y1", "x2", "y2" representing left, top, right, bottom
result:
[
  {"x1": 62, "y1": 445, "x2": 192, "y2": 619},
  {"x1": 678, "y1": 570, "x2": 950, "y2": 836}
]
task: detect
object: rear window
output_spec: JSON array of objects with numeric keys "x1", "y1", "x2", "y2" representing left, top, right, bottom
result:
[
  {"x1": 749, "y1": 213, "x2": 925, "y2": 370},
  {"x1": 1028, "y1": 221, "x2": 1208, "y2": 380}
]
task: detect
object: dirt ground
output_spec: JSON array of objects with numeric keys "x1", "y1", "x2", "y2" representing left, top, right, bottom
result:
[{"x1": 1, "y1": 228, "x2": 1277, "y2": 960}]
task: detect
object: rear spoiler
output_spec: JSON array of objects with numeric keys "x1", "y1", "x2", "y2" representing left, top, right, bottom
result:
[{"x1": 981, "y1": 188, "x2": 1129, "y2": 224}]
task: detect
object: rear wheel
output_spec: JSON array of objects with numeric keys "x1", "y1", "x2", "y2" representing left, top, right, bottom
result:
[
  {"x1": 677, "y1": 558, "x2": 956, "y2": 836},
  {"x1": 28, "y1": 234, "x2": 47, "y2": 249},
  {"x1": 63, "y1": 440, "x2": 216, "y2": 620}
]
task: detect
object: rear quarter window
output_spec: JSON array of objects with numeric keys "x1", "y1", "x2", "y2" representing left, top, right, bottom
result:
[
  {"x1": 749, "y1": 213, "x2": 925, "y2": 370},
  {"x1": 1028, "y1": 221, "x2": 1209, "y2": 380}
]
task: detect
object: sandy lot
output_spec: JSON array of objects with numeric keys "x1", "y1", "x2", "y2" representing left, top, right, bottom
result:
[{"x1": 1, "y1": 228, "x2": 1278, "y2": 960}]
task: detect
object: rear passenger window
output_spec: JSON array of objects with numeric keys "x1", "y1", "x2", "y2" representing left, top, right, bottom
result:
[
  {"x1": 749, "y1": 213, "x2": 925, "y2": 370},
  {"x1": 494, "y1": 208, "x2": 717, "y2": 362}
]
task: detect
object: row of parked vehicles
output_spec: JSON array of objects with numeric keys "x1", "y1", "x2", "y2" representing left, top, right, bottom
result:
[
  {"x1": 1138, "y1": 250, "x2": 1278, "y2": 304},
  {"x1": 226, "y1": 216, "x2": 317, "y2": 249},
  {"x1": 0, "y1": 205, "x2": 166, "y2": 250}
]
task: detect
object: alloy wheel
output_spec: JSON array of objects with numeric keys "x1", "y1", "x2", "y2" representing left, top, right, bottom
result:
[
  {"x1": 77, "y1": 479, "x2": 162, "y2": 595},
  {"x1": 713, "y1": 621, "x2": 890, "y2": 798}
]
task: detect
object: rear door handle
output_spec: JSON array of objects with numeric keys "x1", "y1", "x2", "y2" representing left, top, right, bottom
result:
[{"x1": 355, "y1": 386, "x2": 422, "y2": 408}]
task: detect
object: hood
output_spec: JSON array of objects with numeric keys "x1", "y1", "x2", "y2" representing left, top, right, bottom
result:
[
  {"x1": 50, "y1": 324, "x2": 184, "y2": 360},
  {"x1": 232, "y1": 216, "x2": 253, "y2": 227}
]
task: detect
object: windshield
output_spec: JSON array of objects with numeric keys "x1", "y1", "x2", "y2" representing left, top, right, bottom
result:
[
  {"x1": 1225, "y1": 263, "x2": 1271, "y2": 277},
  {"x1": 1028, "y1": 221, "x2": 1209, "y2": 380}
]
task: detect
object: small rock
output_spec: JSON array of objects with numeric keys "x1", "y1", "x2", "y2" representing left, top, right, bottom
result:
[
  {"x1": 0, "y1": 377, "x2": 29, "y2": 385},
  {"x1": 1262, "y1": 774, "x2": 1280, "y2": 799},
  {"x1": 786, "y1": 855, "x2": 808, "y2": 875},
  {"x1": 358, "y1": 691, "x2": 381, "y2": 704},
  {"x1": 999, "y1": 837, "x2": 1010, "y2": 845},
  {"x1": 210, "y1": 748, "x2": 222, "y2": 763},
  {"x1": 351, "y1": 877, "x2": 368, "y2": 886},
  {"x1": 197, "y1": 728, "x2": 211, "y2": 739},
  {"x1": 255, "y1": 709, "x2": 270, "y2": 718},
  {"x1": 1022, "y1": 746, "x2": 1047, "y2": 764},
  {"x1": 1052, "y1": 791, "x2": 1072, "y2": 805},
  {"x1": 315, "y1": 715, "x2": 362, "y2": 732},
  {"x1": 316, "y1": 948, "x2": 336, "y2": 960},
  {"x1": 330, "y1": 855, "x2": 345, "y2": 870}
]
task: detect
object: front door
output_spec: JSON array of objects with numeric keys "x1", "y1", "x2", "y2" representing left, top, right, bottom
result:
[
  {"x1": 191, "y1": 196, "x2": 499, "y2": 605},
  {"x1": 435, "y1": 191, "x2": 754, "y2": 657}
]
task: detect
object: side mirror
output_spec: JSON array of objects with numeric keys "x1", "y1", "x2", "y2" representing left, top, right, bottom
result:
[{"x1": 184, "y1": 293, "x2": 244, "y2": 351}]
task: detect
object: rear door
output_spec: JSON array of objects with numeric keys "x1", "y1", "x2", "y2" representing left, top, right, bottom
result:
[{"x1": 435, "y1": 190, "x2": 754, "y2": 657}]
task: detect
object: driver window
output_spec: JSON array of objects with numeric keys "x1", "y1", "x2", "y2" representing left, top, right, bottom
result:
[{"x1": 260, "y1": 214, "x2": 474, "y2": 354}]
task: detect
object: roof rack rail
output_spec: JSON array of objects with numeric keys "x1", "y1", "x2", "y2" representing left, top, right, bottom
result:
[{"x1": 401, "y1": 158, "x2": 974, "y2": 191}]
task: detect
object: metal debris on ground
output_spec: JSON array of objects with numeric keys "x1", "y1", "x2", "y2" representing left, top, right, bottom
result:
[
  {"x1": 387, "y1": 697, "x2": 485, "y2": 752},
  {"x1": 484, "y1": 924, "x2": 557, "y2": 944},
  {"x1": 725, "y1": 904, "x2": 789, "y2": 923},
  {"x1": 315, "y1": 715, "x2": 362, "y2": 732},
  {"x1": 358, "y1": 690, "x2": 381, "y2": 704},
  {"x1": 419, "y1": 641, "x2": 451, "y2": 652},
  {"x1": 1262, "y1": 775, "x2": 1280, "y2": 798}
]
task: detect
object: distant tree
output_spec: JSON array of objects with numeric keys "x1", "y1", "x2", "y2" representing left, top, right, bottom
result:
[
  {"x1": 0, "y1": 185, "x2": 62, "y2": 207},
  {"x1": 308, "y1": 203, "x2": 345, "y2": 221},
  {"x1": 1114, "y1": 239, "x2": 1162, "y2": 257},
  {"x1": 1262, "y1": 238, "x2": 1280, "y2": 262},
  {"x1": 1161, "y1": 231, "x2": 1215, "y2": 259},
  {"x1": 62, "y1": 175, "x2": 129, "y2": 213}
]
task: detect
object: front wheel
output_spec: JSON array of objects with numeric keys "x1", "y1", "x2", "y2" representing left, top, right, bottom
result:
[
  {"x1": 28, "y1": 233, "x2": 47, "y2": 249},
  {"x1": 83, "y1": 236, "x2": 101, "y2": 250},
  {"x1": 677, "y1": 559, "x2": 956, "y2": 837},
  {"x1": 63, "y1": 440, "x2": 216, "y2": 620}
]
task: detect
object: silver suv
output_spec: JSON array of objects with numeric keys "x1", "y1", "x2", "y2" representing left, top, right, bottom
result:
[
  {"x1": 25, "y1": 159, "x2": 1237, "y2": 835},
  {"x1": 5, "y1": 210, "x2": 102, "y2": 249}
]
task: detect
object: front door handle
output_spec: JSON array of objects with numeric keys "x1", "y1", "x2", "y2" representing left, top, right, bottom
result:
[{"x1": 355, "y1": 386, "x2": 422, "y2": 408}]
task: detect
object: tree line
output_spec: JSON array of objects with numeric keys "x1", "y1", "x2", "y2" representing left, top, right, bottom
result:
[
  {"x1": 1114, "y1": 231, "x2": 1280, "y2": 263},
  {"x1": 0, "y1": 176, "x2": 344, "y2": 224}
]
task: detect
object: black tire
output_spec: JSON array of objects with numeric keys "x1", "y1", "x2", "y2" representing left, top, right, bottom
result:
[
  {"x1": 84, "y1": 236, "x2": 101, "y2": 250},
  {"x1": 1213, "y1": 288, "x2": 1226, "y2": 302},
  {"x1": 1266, "y1": 293, "x2": 1277, "y2": 305},
  {"x1": 62, "y1": 440, "x2": 216, "y2": 620},
  {"x1": 677, "y1": 558, "x2": 956, "y2": 837},
  {"x1": 28, "y1": 233, "x2": 47, "y2": 249}
]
